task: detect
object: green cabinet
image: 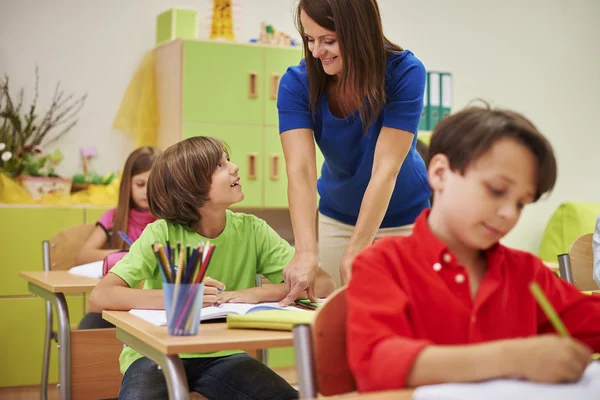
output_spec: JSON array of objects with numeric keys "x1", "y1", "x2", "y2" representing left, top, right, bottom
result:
[
  {"x1": 264, "y1": 126, "x2": 288, "y2": 208},
  {"x1": 0, "y1": 205, "x2": 109, "y2": 387},
  {"x1": 183, "y1": 41, "x2": 264, "y2": 125},
  {"x1": 85, "y1": 206, "x2": 112, "y2": 224},
  {"x1": 156, "y1": 39, "x2": 324, "y2": 209},
  {"x1": 0, "y1": 207, "x2": 84, "y2": 296},
  {"x1": 0, "y1": 296, "x2": 85, "y2": 387},
  {"x1": 263, "y1": 47, "x2": 305, "y2": 126}
]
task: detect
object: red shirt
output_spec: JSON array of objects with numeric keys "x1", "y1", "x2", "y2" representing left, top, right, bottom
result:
[{"x1": 347, "y1": 210, "x2": 600, "y2": 392}]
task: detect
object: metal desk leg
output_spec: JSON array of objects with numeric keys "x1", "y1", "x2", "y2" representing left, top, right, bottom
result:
[
  {"x1": 41, "y1": 300, "x2": 54, "y2": 400},
  {"x1": 116, "y1": 328, "x2": 190, "y2": 400},
  {"x1": 293, "y1": 324, "x2": 318, "y2": 400},
  {"x1": 29, "y1": 283, "x2": 71, "y2": 400}
]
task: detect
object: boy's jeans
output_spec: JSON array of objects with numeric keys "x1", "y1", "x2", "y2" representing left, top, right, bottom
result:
[{"x1": 119, "y1": 353, "x2": 298, "y2": 400}]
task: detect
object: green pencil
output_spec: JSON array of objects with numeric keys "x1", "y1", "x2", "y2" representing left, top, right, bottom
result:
[
  {"x1": 529, "y1": 282, "x2": 570, "y2": 336},
  {"x1": 529, "y1": 282, "x2": 600, "y2": 360}
]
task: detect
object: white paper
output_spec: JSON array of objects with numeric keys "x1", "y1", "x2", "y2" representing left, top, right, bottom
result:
[
  {"x1": 129, "y1": 302, "x2": 302, "y2": 326},
  {"x1": 413, "y1": 361, "x2": 600, "y2": 400},
  {"x1": 68, "y1": 260, "x2": 104, "y2": 279}
]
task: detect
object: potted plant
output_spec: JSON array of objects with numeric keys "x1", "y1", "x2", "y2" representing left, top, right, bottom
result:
[{"x1": 0, "y1": 67, "x2": 87, "y2": 199}]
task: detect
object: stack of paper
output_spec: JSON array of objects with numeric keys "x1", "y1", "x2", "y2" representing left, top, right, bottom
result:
[
  {"x1": 413, "y1": 362, "x2": 600, "y2": 400},
  {"x1": 68, "y1": 260, "x2": 104, "y2": 279}
]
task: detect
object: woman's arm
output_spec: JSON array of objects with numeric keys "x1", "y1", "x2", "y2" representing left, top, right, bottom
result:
[
  {"x1": 313, "y1": 267, "x2": 336, "y2": 298},
  {"x1": 340, "y1": 127, "x2": 414, "y2": 284},
  {"x1": 218, "y1": 269, "x2": 335, "y2": 304},
  {"x1": 76, "y1": 226, "x2": 120, "y2": 265},
  {"x1": 279, "y1": 128, "x2": 320, "y2": 305}
]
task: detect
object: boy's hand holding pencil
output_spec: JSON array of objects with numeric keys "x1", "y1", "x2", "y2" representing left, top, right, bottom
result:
[{"x1": 203, "y1": 277, "x2": 226, "y2": 307}]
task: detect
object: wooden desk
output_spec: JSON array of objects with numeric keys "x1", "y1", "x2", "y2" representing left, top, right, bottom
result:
[
  {"x1": 310, "y1": 390, "x2": 413, "y2": 399},
  {"x1": 20, "y1": 271, "x2": 99, "y2": 400},
  {"x1": 103, "y1": 310, "x2": 294, "y2": 400}
]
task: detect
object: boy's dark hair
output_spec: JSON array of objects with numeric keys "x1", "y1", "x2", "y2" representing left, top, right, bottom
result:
[
  {"x1": 147, "y1": 136, "x2": 228, "y2": 230},
  {"x1": 428, "y1": 102, "x2": 557, "y2": 201}
]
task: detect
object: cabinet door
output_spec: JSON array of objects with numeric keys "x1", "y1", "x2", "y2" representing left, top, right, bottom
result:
[
  {"x1": 263, "y1": 47, "x2": 303, "y2": 126},
  {"x1": 183, "y1": 41, "x2": 263, "y2": 125},
  {"x1": 0, "y1": 207, "x2": 84, "y2": 296},
  {"x1": 264, "y1": 127, "x2": 288, "y2": 208},
  {"x1": 264, "y1": 127, "x2": 325, "y2": 208},
  {"x1": 183, "y1": 124, "x2": 263, "y2": 208},
  {"x1": 84, "y1": 206, "x2": 112, "y2": 224},
  {"x1": 0, "y1": 296, "x2": 85, "y2": 386}
]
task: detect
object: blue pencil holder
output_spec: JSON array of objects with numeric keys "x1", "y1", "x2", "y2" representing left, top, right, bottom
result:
[{"x1": 163, "y1": 283, "x2": 204, "y2": 336}]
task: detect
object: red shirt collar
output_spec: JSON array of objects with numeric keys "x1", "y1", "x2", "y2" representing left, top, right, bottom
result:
[{"x1": 410, "y1": 209, "x2": 505, "y2": 271}]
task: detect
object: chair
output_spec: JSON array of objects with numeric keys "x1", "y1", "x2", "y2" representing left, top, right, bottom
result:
[
  {"x1": 556, "y1": 233, "x2": 597, "y2": 291},
  {"x1": 293, "y1": 286, "x2": 356, "y2": 399},
  {"x1": 41, "y1": 224, "x2": 123, "y2": 400}
]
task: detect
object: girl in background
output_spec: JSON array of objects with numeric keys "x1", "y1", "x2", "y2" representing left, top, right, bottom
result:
[{"x1": 77, "y1": 146, "x2": 160, "y2": 329}]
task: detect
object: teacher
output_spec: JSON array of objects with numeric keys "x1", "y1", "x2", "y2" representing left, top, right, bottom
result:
[{"x1": 277, "y1": 0, "x2": 431, "y2": 304}]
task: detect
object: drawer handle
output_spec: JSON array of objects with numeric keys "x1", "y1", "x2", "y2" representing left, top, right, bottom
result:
[
  {"x1": 248, "y1": 153, "x2": 258, "y2": 180},
  {"x1": 270, "y1": 154, "x2": 280, "y2": 180},
  {"x1": 270, "y1": 74, "x2": 280, "y2": 100},
  {"x1": 248, "y1": 72, "x2": 258, "y2": 99}
]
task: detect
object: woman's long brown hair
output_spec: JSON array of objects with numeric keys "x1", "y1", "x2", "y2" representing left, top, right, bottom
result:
[
  {"x1": 296, "y1": 0, "x2": 403, "y2": 131},
  {"x1": 111, "y1": 147, "x2": 160, "y2": 249}
]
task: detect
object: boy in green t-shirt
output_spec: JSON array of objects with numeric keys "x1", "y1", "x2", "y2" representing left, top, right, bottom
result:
[{"x1": 89, "y1": 136, "x2": 335, "y2": 400}]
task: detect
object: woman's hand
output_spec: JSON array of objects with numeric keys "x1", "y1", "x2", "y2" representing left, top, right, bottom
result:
[
  {"x1": 339, "y1": 253, "x2": 355, "y2": 286},
  {"x1": 279, "y1": 252, "x2": 319, "y2": 306},
  {"x1": 202, "y1": 277, "x2": 226, "y2": 307}
]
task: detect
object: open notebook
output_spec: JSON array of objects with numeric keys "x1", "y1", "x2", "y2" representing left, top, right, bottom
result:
[
  {"x1": 129, "y1": 302, "x2": 302, "y2": 326},
  {"x1": 413, "y1": 361, "x2": 600, "y2": 400}
]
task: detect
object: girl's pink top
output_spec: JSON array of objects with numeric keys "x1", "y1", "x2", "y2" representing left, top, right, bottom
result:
[{"x1": 97, "y1": 207, "x2": 156, "y2": 245}]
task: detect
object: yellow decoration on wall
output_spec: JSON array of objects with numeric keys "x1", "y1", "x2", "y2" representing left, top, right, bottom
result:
[
  {"x1": 0, "y1": 172, "x2": 120, "y2": 206},
  {"x1": 210, "y1": 0, "x2": 235, "y2": 41},
  {"x1": 113, "y1": 50, "x2": 158, "y2": 148}
]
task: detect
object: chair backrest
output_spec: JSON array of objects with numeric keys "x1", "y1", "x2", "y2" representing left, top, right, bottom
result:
[
  {"x1": 70, "y1": 328, "x2": 123, "y2": 399},
  {"x1": 47, "y1": 224, "x2": 96, "y2": 270},
  {"x1": 568, "y1": 233, "x2": 596, "y2": 291},
  {"x1": 312, "y1": 286, "x2": 356, "y2": 396}
]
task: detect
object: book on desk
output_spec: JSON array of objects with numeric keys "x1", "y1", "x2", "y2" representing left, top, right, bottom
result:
[{"x1": 130, "y1": 302, "x2": 315, "y2": 331}]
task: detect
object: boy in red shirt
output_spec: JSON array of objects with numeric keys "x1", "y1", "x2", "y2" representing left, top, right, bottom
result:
[{"x1": 347, "y1": 104, "x2": 600, "y2": 392}]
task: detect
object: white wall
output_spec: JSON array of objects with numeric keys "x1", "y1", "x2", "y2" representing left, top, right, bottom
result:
[{"x1": 1, "y1": 0, "x2": 599, "y2": 253}]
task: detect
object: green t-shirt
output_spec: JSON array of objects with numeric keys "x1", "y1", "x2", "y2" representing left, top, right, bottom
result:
[{"x1": 110, "y1": 210, "x2": 294, "y2": 373}]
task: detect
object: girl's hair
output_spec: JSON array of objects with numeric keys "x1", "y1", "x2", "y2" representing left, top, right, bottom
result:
[
  {"x1": 296, "y1": 0, "x2": 403, "y2": 131},
  {"x1": 428, "y1": 102, "x2": 557, "y2": 202},
  {"x1": 147, "y1": 136, "x2": 229, "y2": 231},
  {"x1": 112, "y1": 146, "x2": 161, "y2": 249}
]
